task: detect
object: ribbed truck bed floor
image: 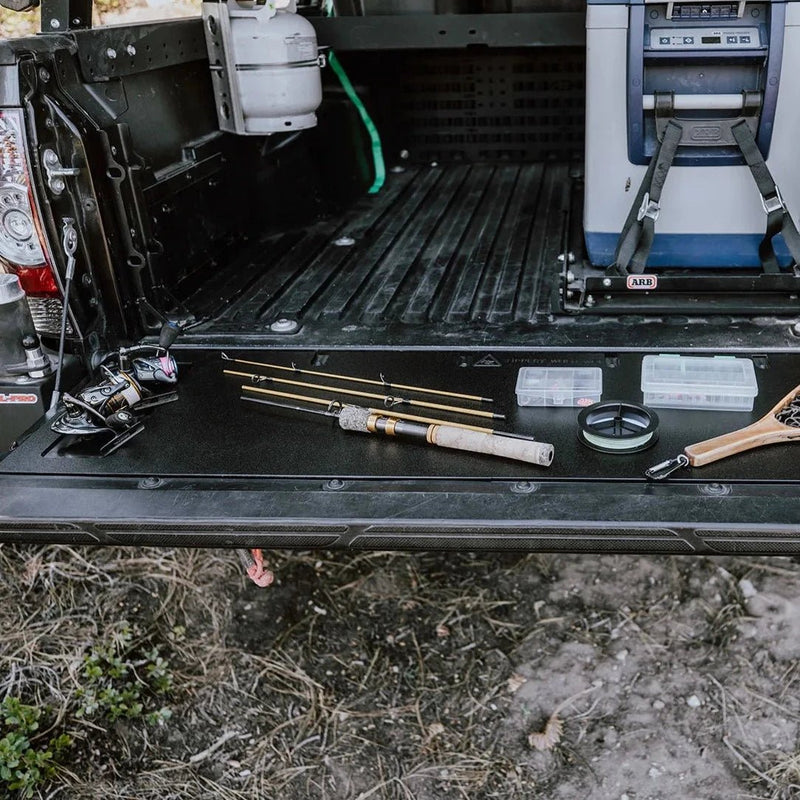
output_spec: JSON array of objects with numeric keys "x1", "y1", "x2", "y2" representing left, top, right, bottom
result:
[{"x1": 185, "y1": 163, "x2": 570, "y2": 345}]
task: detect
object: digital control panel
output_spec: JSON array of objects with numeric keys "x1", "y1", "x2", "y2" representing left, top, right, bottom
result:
[{"x1": 649, "y1": 26, "x2": 762, "y2": 48}]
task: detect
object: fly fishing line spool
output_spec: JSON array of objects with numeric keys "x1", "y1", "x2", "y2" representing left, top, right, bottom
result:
[{"x1": 577, "y1": 401, "x2": 659, "y2": 454}]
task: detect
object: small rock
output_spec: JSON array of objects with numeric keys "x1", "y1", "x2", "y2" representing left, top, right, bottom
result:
[
  {"x1": 738, "y1": 579, "x2": 757, "y2": 599},
  {"x1": 653, "y1": 699, "x2": 666, "y2": 711},
  {"x1": 428, "y1": 722, "x2": 446, "y2": 738},
  {"x1": 648, "y1": 766, "x2": 662, "y2": 778},
  {"x1": 615, "y1": 649, "x2": 629, "y2": 663},
  {"x1": 686, "y1": 695, "x2": 702, "y2": 708}
]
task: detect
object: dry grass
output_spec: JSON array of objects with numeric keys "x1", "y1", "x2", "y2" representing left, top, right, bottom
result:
[{"x1": 1, "y1": 546, "x2": 800, "y2": 799}]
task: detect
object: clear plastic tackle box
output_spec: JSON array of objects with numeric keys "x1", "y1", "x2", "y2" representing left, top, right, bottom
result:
[{"x1": 640, "y1": 354, "x2": 758, "y2": 412}]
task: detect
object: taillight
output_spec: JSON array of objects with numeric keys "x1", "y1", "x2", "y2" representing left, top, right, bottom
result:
[{"x1": 0, "y1": 108, "x2": 65, "y2": 336}]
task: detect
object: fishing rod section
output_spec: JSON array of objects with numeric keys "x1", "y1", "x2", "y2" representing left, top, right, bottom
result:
[
  {"x1": 223, "y1": 355, "x2": 554, "y2": 468},
  {"x1": 242, "y1": 393, "x2": 554, "y2": 468},
  {"x1": 220, "y1": 353, "x2": 495, "y2": 404}
]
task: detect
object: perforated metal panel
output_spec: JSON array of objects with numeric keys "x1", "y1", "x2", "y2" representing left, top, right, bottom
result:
[{"x1": 384, "y1": 50, "x2": 585, "y2": 162}]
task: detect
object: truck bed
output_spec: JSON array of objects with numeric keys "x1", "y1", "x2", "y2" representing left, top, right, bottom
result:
[{"x1": 182, "y1": 162, "x2": 569, "y2": 346}]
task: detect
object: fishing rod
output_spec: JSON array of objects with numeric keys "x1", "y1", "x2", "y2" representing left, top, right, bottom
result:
[
  {"x1": 242, "y1": 384, "x2": 503, "y2": 433},
  {"x1": 221, "y1": 353, "x2": 494, "y2": 404},
  {"x1": 241, "y1": 386, "x2": 554, "y2": 467},
  {"x1": 224, "y1": 369, "x2": 505, "y2": 421}
]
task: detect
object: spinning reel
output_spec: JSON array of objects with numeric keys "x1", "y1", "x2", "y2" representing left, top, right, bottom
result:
[{"x1": 51, "y1": 322, "x2": 181, "y2": 455}]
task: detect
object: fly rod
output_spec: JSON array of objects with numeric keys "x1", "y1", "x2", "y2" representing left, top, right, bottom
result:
[
  {"x1": 241, "y1": 386, "x2": 554, "y2": 467},
  {"x1": 224, "y1": 369, "x2": 505, "y2": 421},
  {"x1": 221, "y1": 353, "x2": 494, "y2": 404}
]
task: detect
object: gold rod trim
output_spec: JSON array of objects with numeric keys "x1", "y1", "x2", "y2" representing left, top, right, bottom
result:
[
  {"x1": 225, "y1": 369, "x2": 501, "y2": 420},
  {"x1": 222, "y1": 355, "x2": 494, "y2": 404}
]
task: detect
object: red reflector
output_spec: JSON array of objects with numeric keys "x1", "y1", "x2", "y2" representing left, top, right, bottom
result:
[{"x1": 13, "y1": 266, "x2": 59, "y2": 297}]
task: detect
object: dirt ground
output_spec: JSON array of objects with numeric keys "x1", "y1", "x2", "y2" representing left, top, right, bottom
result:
[{"x1": 1, "y1": 545, "x2": 799, "y2": 800}]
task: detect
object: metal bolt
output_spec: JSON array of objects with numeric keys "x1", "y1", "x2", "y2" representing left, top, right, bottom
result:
[
  {"x1": 334, "y1": 236, "x2": 355, "y2": 247},
  {"x1": 140, "y1": 476, "x2": 163, "y2": 489},
  {"x1": 270, "y1": 318, "x2": 299, "y2": 334},
  {"x1": 49, "y1": 18, "x2": 60, "y2": 28},
  {"x1": 324, "y1": 479, "x2": 345, "y2": 491},
  {"x1": 700, "y1": 482, "x2": 731, "y2": 496},
  {"x1": 602, "y1": 277, "x2": 612, "y2": 288},
  {"x1": 792, "y1": 322, "x2": 800, "y2": 337},
  {"x1": 51, "y1": 178, "x2": 65, "y2": 193},
  {"x1": 566, "y1": 270, "x2": 575, "y2": 282},
  {"x1": 400, "y1": 149, "x2": 410, "y2": 160},
  {"x1": 390, "y1": 165, "x2": 406, "y2": 174},
  {"x1": 126, "y1": 44, "x2": 137, "y2": 56},
  {"x1": 38, "y1": 68, "x2": 50, "y2": 82},
  {"x1": 585, "y1": 294, "x2": 596, "y2": 307},
  {"x1": 510, "y1": 481, "x2": 538, "y2": 495},
  {"x1": 106, "y1": 48, "x2": 117, "y2": 60}
]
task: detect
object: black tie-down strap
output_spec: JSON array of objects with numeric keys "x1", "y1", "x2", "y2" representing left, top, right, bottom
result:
[
  {"x1": 607, "y1": 120, "x2": 683, "y2": 276},
  {"x1": 608, "y1": 96, "x2": 800, "y2": 276},
  {"x1": 730, "y1": 120, "x2": 800, "y2": 274}
]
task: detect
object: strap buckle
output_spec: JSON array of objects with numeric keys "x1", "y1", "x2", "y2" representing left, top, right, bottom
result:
[
  {"x1": 761, "y1": 185, "x2": 786, "y2": 215},
  {"x1": 637, "y1": 193, "x2": 661, "y2": 223}
]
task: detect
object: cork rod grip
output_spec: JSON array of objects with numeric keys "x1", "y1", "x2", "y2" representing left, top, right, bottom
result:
[{"x1": 430, "y1": 425, "x2": 554, "y2": 467}]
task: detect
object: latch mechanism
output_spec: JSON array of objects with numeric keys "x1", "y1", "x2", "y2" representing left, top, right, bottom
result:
[{"x1": 42, "y1": 149, "x2": 79, "y2": 195}]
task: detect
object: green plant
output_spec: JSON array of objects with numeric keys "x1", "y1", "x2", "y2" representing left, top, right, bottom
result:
[
  {"x1": 76, "y1": 623, "x2": 173, "y2": 725},
  {"x1": 0, "y1": 696, "x2": 72, "y2": 798}
]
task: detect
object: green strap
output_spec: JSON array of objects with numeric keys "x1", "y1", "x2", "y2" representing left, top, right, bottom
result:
[{"x1": 327, "y1": 50, "x2": 386, "y2": 195}]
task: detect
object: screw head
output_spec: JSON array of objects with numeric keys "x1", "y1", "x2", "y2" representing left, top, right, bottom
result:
[
  {"x1": 334, "y1": 236, "x2": 355, "y2": 247},
  {"x1": 49, "y1": 18, "x2": 60, "y2": 28},
  {"x1": 126, "y1": 44, "x2": 137, "y2": 56},
  {"x1": 106, "y1": 48, "x2": 117, "y2": 59},
  {"x1": 602, "y1": 277, "x2": 612, "y2": 288}
]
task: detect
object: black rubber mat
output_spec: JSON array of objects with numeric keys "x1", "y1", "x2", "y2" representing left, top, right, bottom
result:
[
  {"x1": 4, "y1": 348, "x2": 800, "y2": 485},
  {"x1": 187, "y1": 163, "x2": 570, "y2": 342}
]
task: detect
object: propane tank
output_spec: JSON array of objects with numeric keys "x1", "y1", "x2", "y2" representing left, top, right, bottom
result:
[
  {"x1": 204, "y1": 0, "x2": 323, "y2": 136},
  {"x1": 0, "y1": 273, "x2": 39, "y2": 378}
]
